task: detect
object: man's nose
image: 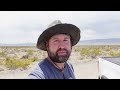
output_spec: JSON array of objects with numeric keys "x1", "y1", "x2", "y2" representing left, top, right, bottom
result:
[{"x1": 58, "y1": 42, "x2": 65, "y2": 49}]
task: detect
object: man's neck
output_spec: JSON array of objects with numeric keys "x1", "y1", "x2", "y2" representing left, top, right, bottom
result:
[{"x1": 47, "y1": 57, "x2": 65, "y2": 70}]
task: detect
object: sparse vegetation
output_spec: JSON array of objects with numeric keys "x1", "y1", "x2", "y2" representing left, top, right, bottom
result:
[
  {"x1": 80, "y1": 48, "x2": 90, "y2": 56},
  {"x1": 0, "y1": 45, "x2": 120, "y2": 70},
  {"x1": 0, "y1": 59, "x2": 4, "y2": 65},
  {"x1": 108, "y1": 51, "x2": 120, "y2": 56},
  {"x1": 5, "y1": 56, "x2": 39, "y2": 70}
]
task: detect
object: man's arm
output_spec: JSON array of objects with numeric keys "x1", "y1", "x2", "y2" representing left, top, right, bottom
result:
[{"x1": 26, "y1": 65, "x2": 45, "y2": 79}]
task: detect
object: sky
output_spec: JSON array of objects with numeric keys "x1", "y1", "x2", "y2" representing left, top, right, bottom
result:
[{"x1": 0, "y1": 11, "x2": 120, "y2": 44}]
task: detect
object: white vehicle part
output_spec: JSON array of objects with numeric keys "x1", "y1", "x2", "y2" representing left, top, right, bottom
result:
[{"x1": 99, "y1": 57, "x2": 120, "y2": 79}]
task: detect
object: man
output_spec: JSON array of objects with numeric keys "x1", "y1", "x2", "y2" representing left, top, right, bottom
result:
[{"x1": 27, "y1": 20, "x2": 80, "y2": 79}]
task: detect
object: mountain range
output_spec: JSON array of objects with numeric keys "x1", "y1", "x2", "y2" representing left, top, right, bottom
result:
[
  {"x1": 0, "y1": 43, "x2": 36, "y2": 46},
  {"x1": 79, "y1": 38, "x2": 120, "y2": 45},
  {"x1": 0, "y1": 38, "x2": 120, "y2": 46}
]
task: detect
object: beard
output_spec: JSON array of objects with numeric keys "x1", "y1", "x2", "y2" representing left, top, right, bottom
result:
[{"x1": 47, "y1": 48, "x2": 71, "y2": 63}]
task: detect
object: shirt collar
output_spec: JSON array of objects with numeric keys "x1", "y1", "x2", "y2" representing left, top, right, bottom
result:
[{"x1": 47, "y1": 57, "x2": 66, "y2": 72}]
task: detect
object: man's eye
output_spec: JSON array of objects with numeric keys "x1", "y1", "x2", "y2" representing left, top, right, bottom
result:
[
  {"x1": 64, "y1": 40, "x2": 69, "y2": 42},
  {"x1": 53, "y1": 40, "x2": 59, "y2": 45},
  {"x1": 54, "y1": 40, "x2": 58, "y2": 42},
  {"x1": 64, "y1": 40, "x2": 70, "y2": 43},
  {"x1": 64, "y1": 40, "x2": 67, "y2": 41}
]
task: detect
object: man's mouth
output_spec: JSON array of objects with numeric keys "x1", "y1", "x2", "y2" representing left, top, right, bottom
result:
[{"x1": 57, "y1": 50, "x2": 67, "y2": 56}]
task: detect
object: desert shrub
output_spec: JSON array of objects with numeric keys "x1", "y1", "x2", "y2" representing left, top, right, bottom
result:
[
  {"x1": 79, "y1": 47, "x2": 102, "y2": 59},
  {"x1": 80, "y1": 48, "x2": 90, "y2": 56},
  {"x1": 0, "y1": 59, "x2": 4, "y2": 65},
  {"x1": 74, "y1": 46, "x2": 81, "y2": 52},
  {"x1": 21, "y1": 54, "x2": 29, "y2": 59},
  {"x1": 105, "y1": 46, "x2": 112, "y2": 51},
  {"x1": 90, "y1": 48, "x2": 101, "y2": 58},
  {"x1": 31, "y1": 55, "x2": 39, "y2": 62},
  {"x1": 108, "y1": 51, "x2": 120, "y2": 56},
  {"x1": 0, "y1": 52, "x2": 5, "y2": 57},
  {"x1": 5, "y1": 56, "x2": 34, "y2": 70},
  {"x1": 42, "y1": 52, "x2": 47, "y2": 58},
  {"x1": 91, "y1": 48, "x2": 101, "y2": 54},
  {"x1": 25, "y1": 49, "x2": 33, "y2": 55}
]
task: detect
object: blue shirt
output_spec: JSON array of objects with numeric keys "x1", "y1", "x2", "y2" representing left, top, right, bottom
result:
[{"x1": 27, "y1": 58, "x2": 76, "y2": 79}]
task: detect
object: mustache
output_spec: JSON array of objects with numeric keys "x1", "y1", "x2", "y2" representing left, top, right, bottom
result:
[{"x1": 56, "y1": 48, "x2": 68, "y2": 53}]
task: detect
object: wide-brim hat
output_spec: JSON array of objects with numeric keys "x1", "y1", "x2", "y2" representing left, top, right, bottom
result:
[{"x1": 37, "y1": 20, "x2": 81, "y2": 51}]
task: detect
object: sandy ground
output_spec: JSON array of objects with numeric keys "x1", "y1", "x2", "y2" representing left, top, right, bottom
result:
[
  {"x1": 0, "y1": 59, "x2": 99, "y2": 79},
  {"x1": 69, "y1": 59, "x2": 99, "y2": 79}
]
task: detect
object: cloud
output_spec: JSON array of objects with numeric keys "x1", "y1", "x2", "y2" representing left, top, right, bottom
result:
[
  {"x1": 0, "y1": 11, "x2": 98, "y2": 28},
  {"x1": 0, "y1": 28, "x2": 42, "y2": 44},
  {"x1": 81, "y1": 29, "x2": 98, "y2": 40},
  {"x1": 0, "y1": 11, "x2": 120, "y2": 43}
]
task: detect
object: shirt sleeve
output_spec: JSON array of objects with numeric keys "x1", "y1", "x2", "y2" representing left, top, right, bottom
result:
[
  {"x1": 26, "y1": 64, "x2": 45, "y2": 79},
  {"x1": 67, "y1": 62, "x2": 74, "y2": 72}
]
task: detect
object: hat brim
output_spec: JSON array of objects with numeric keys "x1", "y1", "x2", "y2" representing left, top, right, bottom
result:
[{"x1": 37, "y1": 24, "x2": 80, "y2": 51}]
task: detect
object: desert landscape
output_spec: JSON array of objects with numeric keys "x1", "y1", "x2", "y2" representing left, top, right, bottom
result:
[{"x1": 0, "y1": 45, "x2": 120, "y2": 79}]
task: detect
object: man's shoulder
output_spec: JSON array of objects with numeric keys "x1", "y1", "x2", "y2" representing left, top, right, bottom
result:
[
  {"x1": 26, "y1": 58, "x2": 48, "y2": 79},
  {"x1": 66, "y1": 61, "x2": 74, "y2": 72},
  {"x1": 38, "y1": 58, "x2": 49, "y2": 67},
  {"x1": 66, "y1": 61, "x2": 73, "y2": 67},
  {"x1": 26, "y1": 64, "x2": 45, "y2": 79}
]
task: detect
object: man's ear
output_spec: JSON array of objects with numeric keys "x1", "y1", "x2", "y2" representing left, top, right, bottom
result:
[{"x1": 45, "y1": 41, "x2": 49, "y2": 50}]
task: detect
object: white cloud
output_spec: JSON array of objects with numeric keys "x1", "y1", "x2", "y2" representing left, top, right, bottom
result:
[
  {"x1": 0, "y1": 11, "x2": 98, "y2": 28},
  {"x1": 81, "y1": 29, "x2": 98, "y2": 40},
  {"x1": 103, "y1": 32, "x2": 120, "y2": 39},
  {"x1": 0, "y1": 11, "x2": 120, "y2": 43},
  {"x1": 0, "y1": 28, "x2": 42, "y2": 44}
]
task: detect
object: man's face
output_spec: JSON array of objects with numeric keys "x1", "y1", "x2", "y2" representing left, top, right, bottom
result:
[{"x1": 46, "y1": 34, "x2": 72, "y2": 63}]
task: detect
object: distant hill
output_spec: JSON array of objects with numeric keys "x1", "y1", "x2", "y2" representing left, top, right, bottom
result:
[
  {"x1": 0, "y1": 43, "x2": 36, "y2": 46},
  {"x1": 0, "y1": 38, "x2": 120, "y2": 46},
  {"x1": 79, "y1": 38, "x2": 120, "y2": 45}
]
